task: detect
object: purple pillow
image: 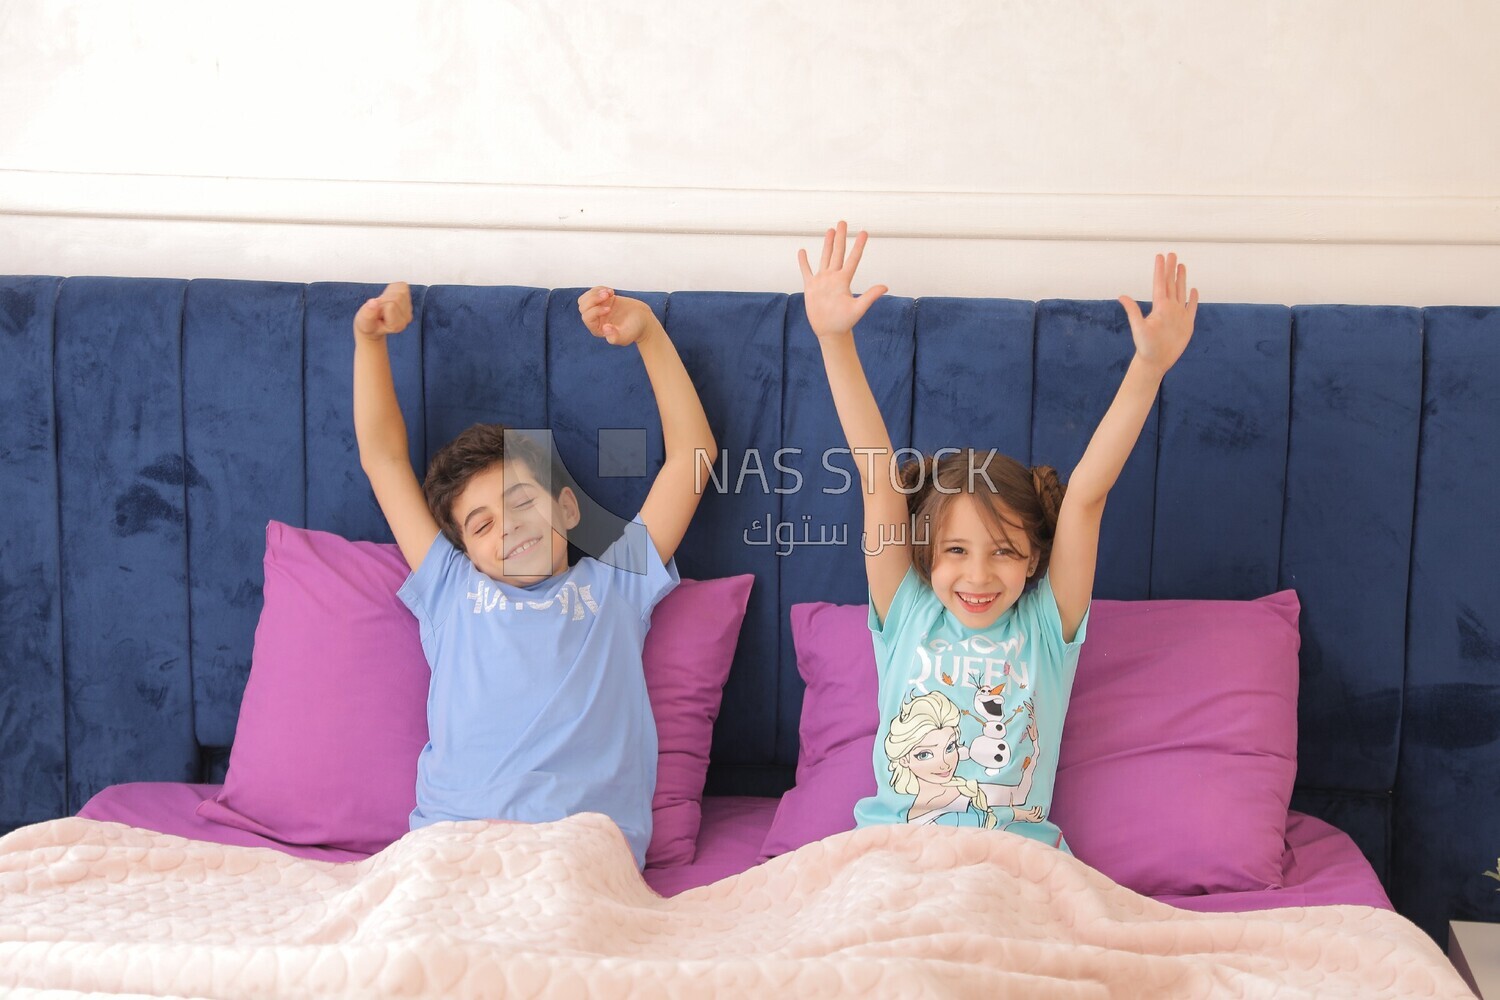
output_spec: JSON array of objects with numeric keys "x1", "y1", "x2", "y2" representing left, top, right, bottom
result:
[
  {"x1": 762, "y1": 591, "x2": 1302, "y2": 898},
  {"x1": 759, "y1": 602, "x2": 878, "y2": 860},
  {"x1": 198, "y1": 521, "x2": 753, "y2": 866},
  {"x1": 1051, "y1": 592, "x2": 1301, "y2": 895},
  {"x1": 195, "y1": 522, "x2": 429, "y2": 854},
  {"x1": 641, "y1": 573, "x2": 754, "y2": 867}
]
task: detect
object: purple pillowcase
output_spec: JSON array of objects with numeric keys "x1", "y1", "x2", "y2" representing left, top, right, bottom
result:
[
  {"x1": 195, "y1": 522, "x2": 429, "y2": 854},
  {"x1": 759, "y1": 602, "x2": 878, "y2": 860},
  {"x1": 641, "y1": 573, "x2": 755, "y2": 867},
  {"x1": 762, "y1": 591, "x2": 1302, "y2": 897},
  {"x1": 197, "y1": 521, "x2": 752, "y2": 867},
  {"x1": 1051, "y1": 592, "x2": 1301, "y2": 895}
]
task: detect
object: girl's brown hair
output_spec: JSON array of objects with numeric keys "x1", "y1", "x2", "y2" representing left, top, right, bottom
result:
[{"x1": 896, "y1": 448, "x2": 1066, "y2": 585}]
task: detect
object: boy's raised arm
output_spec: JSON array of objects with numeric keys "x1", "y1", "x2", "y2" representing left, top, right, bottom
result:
[
  {"x1": 353, "y1": 282, "x2": 441, "y2": 572},
  {"x1": 577, "y1": 287, "x2": 716, "y2": 564}
]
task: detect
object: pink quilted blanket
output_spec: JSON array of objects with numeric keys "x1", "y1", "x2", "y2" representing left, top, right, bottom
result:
[{"x1": 0, "y1": 814, "x2": 1471, "y2": 998}]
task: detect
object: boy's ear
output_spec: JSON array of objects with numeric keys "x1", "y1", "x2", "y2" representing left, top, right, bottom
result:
[
  {"x1": 1028, "y1": 553, "x2": 1039, "y2": 577},
  {"x1": 558, "y1": 486, "x2": 582, "y2": 530}
]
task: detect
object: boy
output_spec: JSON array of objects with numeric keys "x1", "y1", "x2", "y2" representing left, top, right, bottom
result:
[{"x1": 352, "y1": 282, "x2": 716, "y2": 869}]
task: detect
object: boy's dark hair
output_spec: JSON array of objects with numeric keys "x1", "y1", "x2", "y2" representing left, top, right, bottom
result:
[
  {"x1": 896, "y1": 448, "x2": 1066, "y2": 585},
  {"x1": 423, "y1": 424, "x2": 563, "y2": 552}
]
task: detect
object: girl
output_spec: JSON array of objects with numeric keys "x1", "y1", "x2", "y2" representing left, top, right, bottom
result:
[{"x1": 798, "y1": 222, "x2": 1198, "y2": 849}]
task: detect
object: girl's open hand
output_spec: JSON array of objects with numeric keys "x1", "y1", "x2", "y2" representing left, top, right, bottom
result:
[
  {"x1": 577, "y1": 287, "x2": 659, "y2": 346},
  {"x1": 798, "y1": 221, "x2": 889, "y2": 340},
  {"x1": 1118, "y1": 253, "x2": 1199, "y2": 378},
  {"x1": 354, "y1": 282, "x2": 413, "y2": 338}
]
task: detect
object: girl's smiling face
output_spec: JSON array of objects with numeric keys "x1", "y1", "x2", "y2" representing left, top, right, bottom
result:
[
  {"x1": 927, "y1": 494, "x2": 1039, "y2": 629},
  {"x1": 904, "y1": 725, "x2": 962, "y2": 785},
  {"x1": 454, "y1": 460, "x2": 579, "y2": 585}
]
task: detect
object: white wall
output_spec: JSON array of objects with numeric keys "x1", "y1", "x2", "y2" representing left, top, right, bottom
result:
[{"x1": 3, "y1": 0, "x2": 1498, "y2": 304}]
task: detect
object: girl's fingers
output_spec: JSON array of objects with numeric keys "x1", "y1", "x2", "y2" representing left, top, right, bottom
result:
[
  {"x1": 819, "y1": 228, "x2": 835, "y2": 271},
  {"x1": 851, "y1": 284, "x2": 888, "y2": 322},
  {"x1": 797, "y1": 248, "x2": 814, "y2": 282},
  {"x1": 1118, "y1": 295, "x2": 1144, "y2": 328},
  {"x1": 845, "y1": 230, "x2": 869, "y2": 275},
  {"x1": 1152, "y1": 254, "x2": 1167, "y2": 304},
  {"x1": 1163, "y1": 253, "x2": 1178, "y2": 302},
  {"x1": 1187, "y1": 287, "x2": 1200, "y2": 319},
  {"x1": 1177, "y1": 263, "x2": 1187, "y2": 304},
  {"x1": 831, "y1": 220, "x2": 848, "y2": 271}
]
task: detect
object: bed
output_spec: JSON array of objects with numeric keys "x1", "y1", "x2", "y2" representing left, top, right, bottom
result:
[{"x1": 1, "y1": 276, "x2": 1495, "y2": 996}]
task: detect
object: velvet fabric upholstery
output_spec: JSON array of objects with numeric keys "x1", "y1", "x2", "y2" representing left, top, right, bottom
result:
[
  {"x1": 0, "y1": 276, "x2": 1494, "y2": 943},
  {"x1": 0, "y1": 276, "x2": 66, "y2": 827},
  {"x1": 184, "y1": 280, "x2": 308, "y2": 747},
  {"x1": 1399, "y1": 306, "x2": 1500, "y2": 935},
  {"x1": 54, "y1": 278, "x2": 198, "y2": 807}
]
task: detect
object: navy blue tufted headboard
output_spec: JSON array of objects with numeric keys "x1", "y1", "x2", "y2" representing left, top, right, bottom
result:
[{"x1": 0, "y1": 276, "x2": 1495, "y2": 942}]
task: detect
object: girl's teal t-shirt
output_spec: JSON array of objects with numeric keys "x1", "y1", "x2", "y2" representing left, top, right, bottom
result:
[{"x1": 853, "y1": 567, "x2": 1089, "y2": 851}]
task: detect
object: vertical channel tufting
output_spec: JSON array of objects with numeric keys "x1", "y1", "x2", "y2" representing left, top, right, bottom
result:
[
  {"x1": 182, "y1": 280, "x2": 307, "y2": 749},
  {"x1": 421, "y1": 284, "x2": 548, "y2": 460},
  {"x1": 413, "y1": 285, "x2": 429, "y2": 477},
  {"x1": 1026, "y1": 299, "x2": 1038, "y2": 467},
  {"x1": 176, "y1": 283, "x2": 196, "y2": 763},
  {"x1": 541, "y1": 290, "x2": 552, "y2": 431},
  {"x1": 1391, "y1": 306, "x2": 1429, "y2": 913},
  {"x1": 910, "y1": 297, "x2": 1034, "y2": 460},
  {"x1": 54, "y1": 278, "x2": 197, "y2": 809},
  {"x1": 0, "y1": 277, "x2": 66, "y2": 828},
  {"x1": 300, "y1": 284, "x2": 310, "y2": 529},
  {"x1": 1150, "y1": 304, "x2": 1289, "y2": 600},
  {"x1": 48, "y1": 278, "x2": 67, "y2": 818},
  {"x1": 1032, "y1": 300, "x2": 1155, "y2": 600},
  {"x1": 1395, "y1": 306, "x2": 1428, "y2": 795},
  {"x1": 773, "y1": 293, "x2": 791, "y2": 777},
  {"x1": 1397, "y1": 305, "x2": 1500, "y2": 940},
  {"x1": 50, "y1": 277, "x2": 68, "y2": 818},
  {"x1": 1280, "y1": 305, "x2": 1421, "y2": 887},
  {"x1": 1281, "y1": 306, "x2": 1420, "y2": 794},
  {"x1": 1277, "y1": 312, "x2": 1298, "y2": 603},
  {"x1": 657, "y1": 292, "x2": 787, "y2": 784}
]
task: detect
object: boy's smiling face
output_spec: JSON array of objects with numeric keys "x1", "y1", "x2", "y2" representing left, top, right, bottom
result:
[{"x1": 454, "y1": 459, "x2": 578, "y2": 586}]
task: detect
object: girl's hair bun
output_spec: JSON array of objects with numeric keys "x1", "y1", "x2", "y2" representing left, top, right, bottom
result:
[{"x1": 1030, "y1": 465, "x2": 1065, "y2": 533}]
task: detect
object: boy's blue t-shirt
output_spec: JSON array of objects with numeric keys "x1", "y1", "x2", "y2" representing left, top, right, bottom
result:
[
  {"x1": 396, "y1": 517, "x2": 678, "y2": 870},
  {"x1": 853, "y1": 567, "x2": 1088, "y2": 852}
]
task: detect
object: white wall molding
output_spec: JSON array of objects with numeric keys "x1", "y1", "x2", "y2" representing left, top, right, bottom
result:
[{"x1": 5, "y1": 170, "x2": 1498, "y2": 247}]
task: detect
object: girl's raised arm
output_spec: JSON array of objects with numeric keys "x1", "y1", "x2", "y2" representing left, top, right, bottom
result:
[
  {"x1": 798, "y1": 222, "x2": 907, "y2": 623},
  {"x1": 1049, "y1": 253, "x2": 1200, "y2": 641}
]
